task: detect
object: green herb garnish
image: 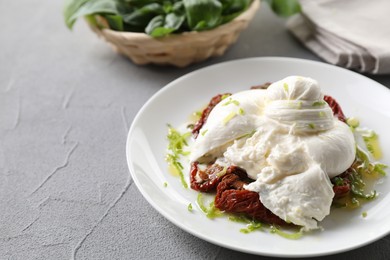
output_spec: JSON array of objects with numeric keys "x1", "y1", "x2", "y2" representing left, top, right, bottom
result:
[
  {"x1": 312, "y1": 101, "x2": 326, "y2": 107},
  {"x1": 223, "y1": 111, "x2": 237, "y2": 125},
  {"x1": 333, "y1": 177, "x2": 344, "y2": 186},
  {"x1": 166, "y1": 125, "x2": 190, "y2": 188},
  {"x1": 362, "y1": 130, "x2": 382, "y2": 160},
  {"x1": 240, "y1": 222, "x2": 263, "y2": 233},
  {"x1": 283, "y1": 82, "x2": 289, "y2": 92},
  {"x1": 333, "y1": 145, "x2": 387, "y2": 208},
  {"x1": 196, "y1": 193, "x2": 209, "y2": 213},
  {"x1": 228, "y1": 215, "x2": 263, "y2": 233},
  {"x1": 163, "y1": 182, "x2": 168, "y2": 187},
  {"x1": 270, "y1": 226, "x2": 303, "y2": 240},
  {"x1": 221, "y1": 94, "x2": 231, "y2": 100},
  {"x1": 196, "y1": 193, "x2": 222, "y2": 219},
  {"x1": 346, "y1": 117, "x2": 360, "y2": 128},
  {"x1": 188, "y1": 203, "x2": 193, "y2": 212},
  {"x1": 223, "y1": 98, "x2": 240, "y2": 106},
  {"x1": 238, "y1": 129, "x2": 256, "y2": 140}
]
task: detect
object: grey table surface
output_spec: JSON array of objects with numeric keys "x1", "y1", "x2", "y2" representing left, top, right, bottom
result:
[{"x1": 1, "y1": 1, "x2": 390, "y2": 260}]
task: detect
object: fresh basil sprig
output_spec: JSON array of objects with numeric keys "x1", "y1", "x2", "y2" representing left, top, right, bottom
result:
[
  {"x1": 64, "y1": 0, "x2": 254, "y2": 37},
  {"x1": 64, "y1": 0, "x2": 302, "y2": 37}
]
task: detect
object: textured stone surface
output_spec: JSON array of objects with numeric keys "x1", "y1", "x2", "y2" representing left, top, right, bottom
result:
[{"x1": 1, "y1": 1, "x2": 390, "y2": 260}]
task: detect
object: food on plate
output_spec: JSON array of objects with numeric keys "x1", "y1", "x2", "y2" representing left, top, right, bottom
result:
[{"x1": 166, "y1": 76, "x2": 387, "y2": 233}]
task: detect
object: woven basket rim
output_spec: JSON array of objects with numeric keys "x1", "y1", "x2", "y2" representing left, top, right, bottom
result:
[{"x1": 95, "y1": 0, "x2": 260, "y2": 40}]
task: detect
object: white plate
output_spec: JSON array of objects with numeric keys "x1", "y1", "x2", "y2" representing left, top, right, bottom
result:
[{"x1": 126, "y1": 57, "x2": 390, "y2": 257}]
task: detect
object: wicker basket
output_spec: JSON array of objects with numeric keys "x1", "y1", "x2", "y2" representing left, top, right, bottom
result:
[{"x1": 88, "y1": 0, "x2": 260, "y2": 67}]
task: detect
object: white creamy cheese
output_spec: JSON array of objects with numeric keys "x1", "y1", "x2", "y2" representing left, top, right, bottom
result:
[
  {"x1": 190, "y1": 76, "x2": 356, "y2": 230},
  {"x1": 190, "y1": 89, "x2": 267, "y2": 163}
]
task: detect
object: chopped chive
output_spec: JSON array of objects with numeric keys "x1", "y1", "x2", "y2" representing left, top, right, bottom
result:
[
  {"x1": 206, "y1": 201, "x2": 222, "y2": 219},
  {"x1": 308, "y1": 123, "x2": 315, "y2": 129},
  {"x1": 196, "y1": 193, "x2": 208, "y2": 213},
  {"x1": 346, "y1": 117, "x2": 360, "y2": 128},
  {"x1": 201, "y1": 129, "x2": 208, "y2": 136},
  {"x1": 312, "y1": 101, "x2": 326, "y2": 107},
  {"x1": 238, "y1": 108, "x2": 245, "y2": 115},
  {"x1": 362, "y1": 131, "x2": 382, "y2": 160},
  {"x1": 187, "y1": 203, "x2": 193, "y2": 212},
  {"x1": 223, "y1": 98, "x2": 240, "y2": 106},
  {"x1": 221, "y1": 94, "x2": 230, "y2": 100},
  {"x1": 166, "y1": 125, "x2": 190, "y2": 188},
  {"x1": 374, "y1": 163, "x2": 387, "y2": 176},
  {"x1": 362, "y1": 211, "x2": 367, "y2": 218},
  {"x1": 333, "y1": 177, "x2": 344, "y2": 186},
  {"x1": 163, "y1": 182, "x2": 168, "y2": 187},
  {"x1": 283, "y1": 83, "x2": 289, "y2": 92},
  {"x1": 196, "y1": 194, "x2": 222, "y2": 218},
  {"x1": 270, "y1": 226, "x2": 303, "y2": 240},
  {"x1": 223, "y1": 111, "x2": 237, "y2": 125}
]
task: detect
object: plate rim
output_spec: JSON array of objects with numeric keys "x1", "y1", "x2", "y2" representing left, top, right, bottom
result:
[{"x1": 126, "y1": 57, "x2": 390, "y2": 258}]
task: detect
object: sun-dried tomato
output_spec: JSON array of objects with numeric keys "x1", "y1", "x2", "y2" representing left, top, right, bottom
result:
[
  {"x1": 192, "y1": 93, "x2": 231, "y2": 138},
  {"x1": 324, "y1": 95, "x2": 346, "y2": 122},
  {"x1": 331, "y1": 169, "x2": 353, "y2": 199},
  {"x1": 214, "y1": 167, "x2": 288, "y2": 226},
  {"x1": 250, "y1": 82, "x2": 272, "y2": 89},
  {"x1": 190, "y1": 162, "x2": 225, "y2": 192}
]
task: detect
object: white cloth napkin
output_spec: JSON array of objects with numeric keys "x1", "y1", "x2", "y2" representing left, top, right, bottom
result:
[{"x1": 287, "y1": 0, "x2": 390, "y2": 74}]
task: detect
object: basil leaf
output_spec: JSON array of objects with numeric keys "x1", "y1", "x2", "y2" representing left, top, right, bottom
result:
[
  {"x1": 145, "y1": 13, "x2": 185, "y2": 37},
  {"x1": 172, "y1": 1, "x2": 184, "y2": 13},
  {"x1": 145, "y1": 15, "x2": 164, "y2": 35},
  {"x1": 64, "y1": 0, "x2": 120, "y2": 29},
  {"x1": 266, "y1": 0, "x2": 301, "y2": 17},
  {"x1": 105, "y1": 14, "x2": 124, "y2": 31},
  {"x1": 183, "y1": 0, "x2": 223, "y2": 31},
  {"x1": 221, "y1": 0, "x2": 250, "y2": 15},
  {"x1": 126, "y1": 0, "x2": 164, "y2": 7},
  {"x1": 122, "y1": 3, "x2": 164, "y2": 29},
  {"x1": 165, "y1": 12, "x2": 185, "y2": 30},
  {"x1": 64, "y1": 0, "x2": 90, "y2": 29}
]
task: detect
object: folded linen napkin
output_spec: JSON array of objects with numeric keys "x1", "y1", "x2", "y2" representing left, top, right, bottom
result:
[{"x1": 287, "y1": 0, "x2": 390, "y2": 74}]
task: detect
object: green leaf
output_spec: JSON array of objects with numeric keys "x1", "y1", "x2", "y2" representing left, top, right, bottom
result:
[
  {"x1": 165, "y1": 12, "x2": 186, "y2": 30},
  {"x1": 126, "y1": 0, "x2": 165, "y2": 7},
  {"x1": 64, "y1": 0, "x2": 90, "y2": 29},
  {"x1": 145, "y1": 15, "x2": 165, "y2": 35},
  {"x1": 105, "y1": 14, "x2": 124, "y2": 31},
  {"x1": 122, "y1": 3, "x2": 164, "y2": 29},
  {"x1": 220, "y1": 0, "x2": 250, "y2": 15},
  {"x1": 146, "y1": 13, "x2": 185, "y2": 37},
  {"x1": 183, "y1": 0, "x2": 223, "y2": 31},
  {"x1": 64, "y1": 0, "x2": 120, "y2": 30},
  {"x1": 266, "y1": 0, "x2": 301, "y2": 17}
]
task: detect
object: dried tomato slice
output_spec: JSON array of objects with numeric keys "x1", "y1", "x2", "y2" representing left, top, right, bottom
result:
[
  {"x1": 214, "y1": 167, "x2": 288, "y2": 226},
  {"x1": 190, "y1": 162, "x2": 225, "y2": 192},
  {"x1": 324, "y1": 95, "x2": 346, "y2": 122},
  {"x1": 250, "y1": 82, "x2": 272, "y2": 89},
  {"x1": 192, "y1": 93, "x2": 231, "y2": 138}
]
